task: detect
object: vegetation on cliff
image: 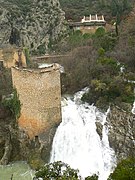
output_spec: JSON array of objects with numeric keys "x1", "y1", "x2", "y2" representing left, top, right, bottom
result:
[
  {"x1": 35, "y1": 159, "x2": 135, "y2": 180},
  {"x1": 58, "y1": 26, "x2": 134, "y2": 111},
  {"x1": 0, "y1": 0, "x2": 134, "y2": 174},
  {"x1": 35, "y1": 161, "x2": 98, "y2": 180},
  {"x1": 108, "y1": 158, "x2": 135, "y2": 180},
  {"x1": 2, "y1": 88, "x2": 21, "y2": 119},
  {"x1": 60, "y1": 0, "x2": 133, "y2": 21},
  {"x1": 0, "y1": 65, "x2": 21, "y2": 119},
  {"x1": 0, "y1": 67, "x2": 12, "y2": 99},
  {"x1": 48, "y1": 0, "x2": 135, "y2": 112},
  {"x1": 0, "y1": 0, "x2": 66, "y2": 52}
]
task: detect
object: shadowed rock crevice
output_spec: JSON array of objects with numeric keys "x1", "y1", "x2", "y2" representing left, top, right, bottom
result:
[
  {"x1": 0, "y1": 0, "x2": 66, "y2": 52},
  {"x1": 107, "y1": 106, "x2": 135, "y2": 161},
  {"x1": 9, "y1": 27, "x2": 20, "y2": 46}
]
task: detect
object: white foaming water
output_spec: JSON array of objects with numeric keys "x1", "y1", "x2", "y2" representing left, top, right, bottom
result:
[
  {"x1": 50, "y1": 90, "x2": 116, "y2": 180},
  {"x1": 132, "y1": 101, "x2": 135, "y2": 114}
]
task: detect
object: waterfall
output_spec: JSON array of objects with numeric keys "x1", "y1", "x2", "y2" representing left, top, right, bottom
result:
[{"x1": 50, "y1": 90, "x2": 116, "y2": 180}]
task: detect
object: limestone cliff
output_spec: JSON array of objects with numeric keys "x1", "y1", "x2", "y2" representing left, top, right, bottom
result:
[
  {"x1": 0, "y1": 0, "x2": 66, "y2": 52},
  {"x1": 0, "y1": 103, "x2": 57, "y2": 167},
  {"x1": 96, "y1": 105, "x2": 135, "y2": 162},
  {"x1": 107, "y1": 106, "x2": 135, "y2": 161}
]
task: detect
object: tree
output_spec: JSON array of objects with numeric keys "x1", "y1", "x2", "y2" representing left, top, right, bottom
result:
[
  {"x1": 108, "y1": 158, "x2": 135, "y2": 180},
  {"x1": 85, "y1": 174, "x2": 98, "y2": 180},
  {"x1": 35, "y1": 161, "x2": 99, "y2": 180},
  {"x1": 2, "y1": 88, "x2": 21, "y2": 119},
  {"x1": 35, "y1": 161, "x2": 81, "y2": 180},
  {"x1": 23, "y1": 47, "x2": 30, "y2": 65},
  {"x1": 0, "y1": 68, "x2": 12, "y2": 99}
]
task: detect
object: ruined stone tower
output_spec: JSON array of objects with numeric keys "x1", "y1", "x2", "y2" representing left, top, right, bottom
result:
[
  {"x1": 0, "y1": 48, "x2": 26, "y2": 68},
  {"x1": 11, "y1": 64, "x2": 61, "y2": 139}
]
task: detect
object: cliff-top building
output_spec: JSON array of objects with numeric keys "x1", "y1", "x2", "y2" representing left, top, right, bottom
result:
[{"x1": 69, "y1": 14, "x2": 106, "y2": 34}]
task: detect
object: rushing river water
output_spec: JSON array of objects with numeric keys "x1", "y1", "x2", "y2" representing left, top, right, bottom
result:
[
  {"x1": 0, "y1": 89, "x2": 116, "y2": 180},
  {"x1": 0, "y1": 162, "x2": 34, "y2": 180},
  {"x1": 50, "y1": 90, "x2": 116, "y2": 180}
]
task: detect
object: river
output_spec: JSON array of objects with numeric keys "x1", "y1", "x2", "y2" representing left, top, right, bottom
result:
[
  {"x1": 0, "y1": 89, "x2": 116, "y2": 180},
  {"x1": 50, "y1": 89, "x2": 116, "y2": 179}
]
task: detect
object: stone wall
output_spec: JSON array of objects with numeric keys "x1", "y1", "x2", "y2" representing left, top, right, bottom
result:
[
  {"x1": 11, "y1": 64, "x2": 61, "y2": 139},
  {"x1": 0, "y1": 48, "x2": 26, "y2": 68}
]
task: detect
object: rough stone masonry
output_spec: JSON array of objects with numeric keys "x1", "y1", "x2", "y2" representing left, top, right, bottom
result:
[{"x1": 11, "y1": 64, "x2": 62, "y2": 140}]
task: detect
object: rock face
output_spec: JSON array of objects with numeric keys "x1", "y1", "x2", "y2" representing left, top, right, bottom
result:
[
  {"x1": 95, "y1": 105, "x2": 135, "y2": 162},
  {"x1": 0, "y1": 103, "x2": 57, "y2": 167},
  {"x1": 0, "y1": 0, "x2": 66, "y2": 51},
  {"x1": 107, "y1": 106, "x2": 135, "y2": 161}
]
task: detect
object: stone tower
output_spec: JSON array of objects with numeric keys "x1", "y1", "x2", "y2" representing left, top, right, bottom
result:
[
  {"x1": 0, "y1": 48, "x2": 27, "y2": 68},
  {"x1": 11, "y1": 64, "x2": 61, "y2": 139}
]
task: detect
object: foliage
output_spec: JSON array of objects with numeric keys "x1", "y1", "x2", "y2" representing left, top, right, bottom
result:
[
  {"x1": 23, "y1": 47, "x2": 30, "y2": 65},
  {"x1": 60, "y1": 0, "x2": 96, "y2": 21},
  {"x1": 93, "y1": 29, "x2": 117, "y2": 51},
  {"x1": 108, "y1": 158, "x2": 135, "y2": 180},
  {"x1": 28, "y1": 152, "x2": 44, "y2": 170},
  {"x1": 110, "y1": 0, "x2": 131, "y2": 19},
  {"x1": 82, "y1": 75, "x2": 134, "y2": 110},
  {"x1": 35, "y1": 161, "x2": 81, "y2": 180},
  {"x1": 81, "y1": 52, "x2": 134, "y2": 111},
  {"x1": 0, "y1": 68, "x2": 12, "y2": 99},
  {"x1": 67, "y1": 30, "x2": 92, "y2": 50},
  {"x1": 85, "y1": 174, "x2": 98, "y2": 180},
  {"x1": 98, "y1": 56, "x2": 118, "y2": 68},
  {"x1": 68, "y1": 30, "x2": 83, "y2": 46},
  {"x1": 3, "y1": 0, "x2": 33, "y2": 12},
  {"x1": 95, "y1": 27, "x2": 105, "y2": 37},
  {"x1": 35, "y1": 161, "x2": 100, "y2": 180},
  {"x1": 60, "y1": 45, "x2": 97, "y2": 93},
  {"x1": 113, "y1": 8, "x2": 135, "y2": 71},
  {"x1": 2, "y1": 88, "x2": 21, "y2": 119},
  {"x1": 37, "y1": 44, "x2": 46, "y2": 55},
  {"x1": 59, "y1": 26, "x2": 134, "y2": 111},
  {"x1": 60, "y1": 0, "x2": 133, "y2": 21},
  {"x1": 98, "y1": 48, "x2": 105, "y2": 57},
  {"x1": 54, "y1": 30, "x2": 92, "y2": 53}
]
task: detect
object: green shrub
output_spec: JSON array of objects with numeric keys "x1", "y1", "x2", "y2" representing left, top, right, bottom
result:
[
  {"x1": 37, "y1": 44, "x2": 46, "y2": 55},
  {"x1": 35, "y1": 161, "x2": 80, "y2": 180},
  {"x1": 108, "y1": 158, "x2": 135, "y2": 180},
  {"x1": 23, "y1": 47, "x2": 30, "y2": 65},
  {"x1": 35, "y1": 161, "x2": 100, "y2": 180},
  {"x1": 95, "y1": 27, "x2": 105, "y2": 37},
  {"x1": 98, "y1": 48, "x2": 105, "y2": 57},
  {"x1": 85, "y1": 174, "x2": 98, "y2": 180},
  {"x1": 81, "y1": 74, "x2": 134, "y2": 111},
  {"x1": 2, "y1": 88, "x2": 21, "y2": 119},
  {"x1": 98, "y1": 57, "x2": 118, "y2": 68}
]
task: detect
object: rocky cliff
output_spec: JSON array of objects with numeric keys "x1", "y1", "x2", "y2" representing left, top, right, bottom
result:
[
  {"x1": 96, "y1": 105, "x2": 135, "y2": 162},
  {"x1": 0, "y1": 103, "x2": 56, "y2": 168},
  {"x1": 107, "y1": 106, "x2": 135, "y2": 161},
  {"x1": 0, "y1": 0, "x2": 66, "y2": 52}
]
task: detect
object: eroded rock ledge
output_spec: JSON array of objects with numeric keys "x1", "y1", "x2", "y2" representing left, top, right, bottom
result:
[
  {"x1": 95, "y1": 105, "x2": 135, "y2": 161},
  {"x1": 107, "y1": 106, "x2": 135, "y2": 161},
  {"x1": 0, "y1": 0, "x2": 66, "y2": 51},
  {"x1": 0, "y1": 104, "x2": 58, "y2": 169}
]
